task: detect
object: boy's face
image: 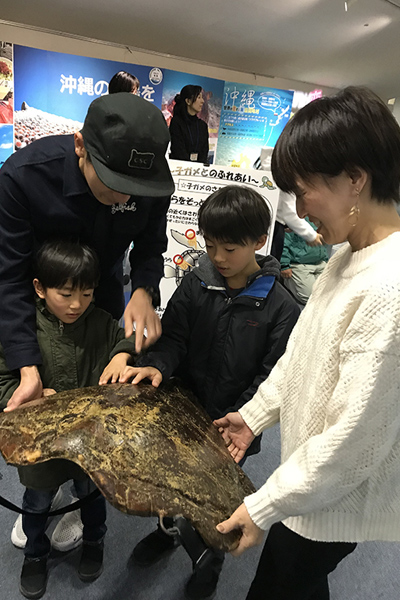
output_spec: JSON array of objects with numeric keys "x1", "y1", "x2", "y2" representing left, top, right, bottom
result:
[
  {"x1": 204, "y1": 235, "x2": 266, "y2": 288},
  {"x1": 33, "y1": 279, "x2": 94, "y2": 324}
]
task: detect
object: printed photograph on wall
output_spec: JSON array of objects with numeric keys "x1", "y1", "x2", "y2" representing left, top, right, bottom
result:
[
  {"x1": 0, "y1": 42, "x2": 13, "y2": 126},
  {"x1": 162, "y1": 70, "x2": 224, "y2": 164},
  {"x1": 0, "y1": 42, "x2": 14, "y2": 167},
  {"x1": 215, "y1": 82, "x2": 293, "y2": 168},
  {"x1": 13, "y1": 45, "x2": 165, "y2": 149},
  {"x1": 0, "y1": 125, "x2": 13, "y2": 168}
]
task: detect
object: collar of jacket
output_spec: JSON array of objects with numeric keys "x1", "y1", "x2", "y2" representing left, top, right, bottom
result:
[
  {"x1": 36, "y1": 297, "x2": 95, "y2": 330},
  {"x1": 194, "y1": 253, "x2": 280, "y2": 299}
]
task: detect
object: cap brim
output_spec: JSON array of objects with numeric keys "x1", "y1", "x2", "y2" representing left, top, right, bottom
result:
[{"x1": 90, "y1": 154, "x2": 175, "y2": 198}]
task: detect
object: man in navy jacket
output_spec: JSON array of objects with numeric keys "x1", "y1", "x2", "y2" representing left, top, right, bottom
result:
[{"x1": 0, "y1": 92, "x2": 175, "y2": 412}]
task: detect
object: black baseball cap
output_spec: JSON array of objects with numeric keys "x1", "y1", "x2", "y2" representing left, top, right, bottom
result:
[{"x1": 81, "y1": 93, "x2": 175, "y2": 197}]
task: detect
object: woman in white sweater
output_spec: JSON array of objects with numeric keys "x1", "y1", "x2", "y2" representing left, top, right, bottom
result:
[{"x1": 214, "y1": 86, "x2": 400, "y2": 599}]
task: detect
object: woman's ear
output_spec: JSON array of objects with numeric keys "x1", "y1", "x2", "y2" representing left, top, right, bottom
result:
[
  {"x1": 33, "y1": 278, "x2": 46, "y2": 299},
  {"x1": 348, "y1": 167, "x2": 368, "y2": 195}
]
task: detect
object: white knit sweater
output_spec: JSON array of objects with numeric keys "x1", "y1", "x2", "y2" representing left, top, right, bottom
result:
[{"x1": 240, "y1": 232, "x2": 400, "y2": 542}]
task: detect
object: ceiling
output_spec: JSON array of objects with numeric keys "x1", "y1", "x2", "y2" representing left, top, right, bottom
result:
[{"x1": 1, "y1": 0, "x2": 400, "y2": 99}]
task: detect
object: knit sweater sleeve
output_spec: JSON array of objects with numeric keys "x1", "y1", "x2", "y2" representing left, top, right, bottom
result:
[{"x1": 240, "y1": 288, "x2": 400, "y2": 531}]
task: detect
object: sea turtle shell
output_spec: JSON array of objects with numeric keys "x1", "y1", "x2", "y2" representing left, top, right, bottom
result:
[{"x1": 0, "y1": 382, "x2": 255, "y2": 551}]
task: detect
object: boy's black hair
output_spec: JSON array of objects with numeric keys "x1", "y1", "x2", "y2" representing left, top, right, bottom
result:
[
  {"x1": 271, "y1": 86, "x2": 400, "y2": 204},
  {"x1": 198, "y1": 185, "x2": 271, "y2": 245},
  {"x1": 34, "y1": 241, "x2": 100, "y2": 290}
]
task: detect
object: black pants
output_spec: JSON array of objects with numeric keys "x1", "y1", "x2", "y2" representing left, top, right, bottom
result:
[
  {"x1": 160, "y1": 518, "x2": 224, "y2": 582},
  {"x1": 246, "y1": 522, "x2": 357, "y2": 600},
  {"x1": 270, "y1": 222, "x2": 285, "y2": 263},
  {"x1": 23, "y1": 478, "x2": 107, "y2": 558}
]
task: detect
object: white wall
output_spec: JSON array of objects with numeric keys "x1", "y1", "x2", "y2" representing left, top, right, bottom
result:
[{"x1": 0, "y1": 22, "x2": 338, "y2": 97}]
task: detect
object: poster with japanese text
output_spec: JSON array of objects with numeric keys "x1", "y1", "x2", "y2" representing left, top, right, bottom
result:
[
  {"x1": 0, "y1": 41, "x2": 14, "y2": 167},
  {"x1": 161, "y1": 70, "x2": 224, "y2": 163},
  {"x1": 215, "y1": 82, "x2": 293, "y2": 168},
  {"x1": 13, "y1": 45, "x2": 165, "y2": 149},
  {"x1": 158, "y1": 160, "x2": 279, "y2": 313}
]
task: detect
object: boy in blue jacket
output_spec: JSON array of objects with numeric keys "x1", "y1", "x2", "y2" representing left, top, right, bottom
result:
[{"x1": 116, "y1": 184, "x2": 300, "y2": 600}]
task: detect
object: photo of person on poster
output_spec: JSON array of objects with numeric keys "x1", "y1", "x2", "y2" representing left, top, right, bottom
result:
[
  {"x1": 0, "y1": 42, "x2": 13, "y2": 129},
  {"x1": 169, "y1": 84, "x2": 210, "y2": 164},
  {"x1": 161, "y1": 71, "x2": 224, "y2": 164}
]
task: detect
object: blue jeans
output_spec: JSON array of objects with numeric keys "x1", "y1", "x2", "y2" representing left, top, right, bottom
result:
[{"x1": 22, "y1": 477, "x2": 107, "y2": 558}]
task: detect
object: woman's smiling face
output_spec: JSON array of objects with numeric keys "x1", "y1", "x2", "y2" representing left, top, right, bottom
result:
[{"x1": 294, "y1": 172, "x2": 359, "y2": 245}]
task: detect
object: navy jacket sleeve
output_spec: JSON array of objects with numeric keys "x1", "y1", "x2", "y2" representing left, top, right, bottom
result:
[
  {"x1": 0, "y1": 343, "x2": 20, "y2": 410},
  {"x1": 135, "y1": 274, "x2": 194, "y2": 377},
  {"x1": 105, "y1": 316, "x2": 137, "y2": 361},
  {"x1": 0, "y1": 162, "x2": 41, "y2": 371},
  {"x1": 129, "y1": 195, "x2": 171, "y2": 304},
  {"x1": 232, "y1": 286, "x2": 300, "y2": 412}
]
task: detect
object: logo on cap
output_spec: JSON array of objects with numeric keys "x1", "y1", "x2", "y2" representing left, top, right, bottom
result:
[{"x1": 128, "y1": 149, "x2": 155, "y2": 170}]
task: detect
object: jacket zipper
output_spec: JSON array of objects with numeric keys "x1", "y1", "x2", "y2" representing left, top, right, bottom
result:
[
  {"x1": 58, "y1": 320, "x2": 64, "y2": 334},
  {"x1": 208, "y1": 291, "x2": 262, "y2": 402},
  {"x1": 207, "y1": 293, "x2": 234, "y2": 403}
]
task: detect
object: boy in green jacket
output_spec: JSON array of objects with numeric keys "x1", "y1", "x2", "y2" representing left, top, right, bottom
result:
[{"x1": 0, "y1": 240, "x2": 137, "y2": 600}]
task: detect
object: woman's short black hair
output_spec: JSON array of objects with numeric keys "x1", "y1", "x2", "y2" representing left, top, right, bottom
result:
[
  {"x1": 198, "y1": 185, "x2": 271, "y2": 245},
  {"x1": 34, "y1": 241, "x2": 100, "y2": 290},
  {"x1": 173, "y1": 85, "x2": 202, "y2": 119},
  {"x1": 271, "y1": 86, "x2": 400, "y2": 204},
  {"x1": 108, "y1": 70, "x2": 140, "y2": 94}
]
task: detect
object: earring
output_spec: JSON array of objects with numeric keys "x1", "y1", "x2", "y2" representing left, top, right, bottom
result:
[{"x1": 348, "y1": 189, "x2": 360, "y2": 227}]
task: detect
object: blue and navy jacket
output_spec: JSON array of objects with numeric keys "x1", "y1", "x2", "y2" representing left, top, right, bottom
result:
[{"x1": 137, "y1": 253, "x2": 300, "y2": 454}]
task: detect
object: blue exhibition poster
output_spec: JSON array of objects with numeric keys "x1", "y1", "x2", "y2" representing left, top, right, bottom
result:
[
  {"x1": 215, "y1": 82, "x2": 294, "y2": 168},
  {"x1": 13, "y1": 45, "x2": 165, "y2": 147},
  {"x1": 9, "y1": 44, "x2": 297, "y2": 170}
]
